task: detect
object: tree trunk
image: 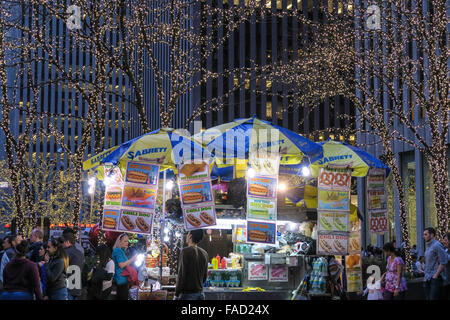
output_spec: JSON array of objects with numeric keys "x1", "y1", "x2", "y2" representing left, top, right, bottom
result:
[{"x1": 426, "y1": 152, "x2": 450, "y2": 239}]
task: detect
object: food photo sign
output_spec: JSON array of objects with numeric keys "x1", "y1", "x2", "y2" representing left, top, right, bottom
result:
[
  {"x1": 179, "y1": 181, "x2": 214, "y2": 206},
  {"x1": 318, "y1": 167, "x2": 351, "y2": 191},
  {"x1": 247, "y1": 176, "x2": 278, "y2": 199},
  {"x1": 125, "y1": 161, "x2": 160, "y2": 187},
  {"x1": 268, "y1": 265, "x2": 289, "y2": 282},
  {"x1": 317, "y1": 232, "x2": 349, "y2": 255},
  {"x1": 246, "y1": 220, "x2": 276, "y2": 244},
  {"x1": 247, "y1": 262, "x2": 268, "y2": 281},
  {"x1": 122, "y1": 186, "x2": 157, "y2": 210},
  {"x1": 102, "y1": 207, "x2": 121, "y2": 231},
  {"x1": 317, "y1": 210, "x2": 349, "y2": 232},
  {"x1": 104, "y1": 185, "x2": 123, "y2": 206},
  {"x1": 183, "y1": 204, "x2": 217, "y2": 231},
  {"x1": 118, "y1": 209, "x2": 154, "y2": 235},
  {"x1": 318, "y1": 190, "x2": 350, "y2": 211},
  {"x1": 178, "y1": 161, "x2": 209, "y2": 183},
  {"x1": 247, "y1": 197, "x2": 277, "y2": 221}
]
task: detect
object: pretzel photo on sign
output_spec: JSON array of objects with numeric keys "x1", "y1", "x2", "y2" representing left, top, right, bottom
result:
[{"x1": 319, "y1": 171, "x2": 333, "y2": 186}]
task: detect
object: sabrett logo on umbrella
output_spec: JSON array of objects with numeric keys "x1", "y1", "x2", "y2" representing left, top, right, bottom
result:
[
  {"x1": 127, "y1": 147, "x2": 167, "y2": 160},
  {"x1": 318, "y1": 154, "x2": 353, "y2": 165}
]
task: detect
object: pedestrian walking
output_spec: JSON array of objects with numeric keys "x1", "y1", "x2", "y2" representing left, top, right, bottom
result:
[
  {"x1": 112, "y1": 233, "x2": 138, "y2": 300},
  {"x1": 62, "y1": 232, "x2": 85, "y2": 300},
  {"x1": 27, "y1": 228, "x2": 44, "y2": 263},
  {"x1": 422, "y1": 227, "x2": 448, "y2": 300},
  {"x1": 87, "y1": 245, "x2": 115, "y2": 300},
  {"x1": 0, "y1": 240, "x2": 43, "y2": 300},
  {"x1": 442, "y1": 232, "x2": 449, "y2": 300},
  {"x1": 380, "y1": 242, "x2": 407, "y2": 300},
  {"x1": 175, "y1": 229, "x2": 208, "y2": 300},
  {"x1": 39, "y1": 237, "x2": 69, "y2": 300}
]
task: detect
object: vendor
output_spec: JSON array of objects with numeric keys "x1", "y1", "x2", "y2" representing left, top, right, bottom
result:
[
  {"x1": 175, "y1": 230, "x2": 208, "y2": 300},
  {"x1": 112, "y1": 233, "x2": 138, "y2": 300}
]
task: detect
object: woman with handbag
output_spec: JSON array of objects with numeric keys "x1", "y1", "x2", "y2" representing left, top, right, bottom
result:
[
  {"x1": 380, "y1": 242, "x2": 407, "y2": 300},
  {"x1": 112, "y1": 234, "x2": 137, "y2": 300}
]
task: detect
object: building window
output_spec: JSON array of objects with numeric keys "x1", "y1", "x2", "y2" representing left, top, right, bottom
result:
[{"x1": 401, "y1": 151, "x2": 417, "y2": 246}]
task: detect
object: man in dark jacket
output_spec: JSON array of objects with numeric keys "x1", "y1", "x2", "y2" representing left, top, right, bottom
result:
[
  {"x1": 27, "y1": 228, "x2": 44, "y2": 263},
  {"x1": 62, "y1": 232, "x2": 85, "y2": 300},
  {"x1": 175, "y1": 229, "x2": 208, "y2": 300}
]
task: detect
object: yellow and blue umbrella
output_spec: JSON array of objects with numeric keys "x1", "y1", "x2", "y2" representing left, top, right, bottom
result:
[
  {"x1": 83, "y1": 128, "x2": 211, "y2": 176},
  {"x1": 310, "y1": 139, "x2": 390, "y2": 177},
  {"x1": 193, "y1": 116, "x2": 323, "y2": 171}
]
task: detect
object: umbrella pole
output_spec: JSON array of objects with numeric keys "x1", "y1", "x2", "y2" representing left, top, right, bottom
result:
[{"x1": 159, "y1": 170, "x2": 166, "y2": 284}]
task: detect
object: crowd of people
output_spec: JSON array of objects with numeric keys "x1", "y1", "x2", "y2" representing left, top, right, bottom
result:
[
  {"x1": 0, "y1": 227, "x2": 146, "y2": 300},
  {"x1": 0, "y1": 225, "x2": 448, "y2": 301},
  {"x1": 360, "y1": 228, "x2": 449, "y2": 300}
]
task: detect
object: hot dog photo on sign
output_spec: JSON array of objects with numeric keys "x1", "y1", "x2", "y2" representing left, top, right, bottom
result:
[
  {"x1": 247, "y1": 221, "x2": 276, "y2": 244},
  {"x1": 247, "y1": 176, "x2": 277, "y2": 199},
  {"x1": 125, "y1": 162, "x2": 159, "y2": 186},
  {"x1": 118, "y1": 209, "x2": 153, "y2": 235},
  {"x1": 183, "y1": 205, "x2": 217, "y2": 230},
  {"x1": 180, "y1": 181, "x2": 213, "y2": 206}
]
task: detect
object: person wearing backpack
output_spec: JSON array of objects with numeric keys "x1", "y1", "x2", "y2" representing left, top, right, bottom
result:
[{"x1": 87, "y1": 245, "x2": 115, "y2": 300}]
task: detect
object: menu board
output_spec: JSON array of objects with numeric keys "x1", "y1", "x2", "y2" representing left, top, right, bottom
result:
[
  {"x1": 247, "y1": 176, "x2": 278, "y2": 199},
  {"x1": 101, "y1": 161, "x2": 159, "y2": 234},
  {"x1": 318, "y1": 168, "x2": 351, "y2": 190},
  {"x1": 125, "y1": 162, "x2": 159, "y2": 187},
  {"x1": 318, "y1": 190, "x2": 350, "y2": 211},
  {"x1": 367, "y1": 168, "x2": 388, "y2": 234},
  {"x1": 118, "y1": 209, "x2": 154, "y2": 235},
  {"x1": 246, "y1": 220, "x2": 277, "y2": 244},
  {"x1": 317, "y1": 210, "x2": 349, "y2": 232},
  {"x1": 122, "y1": 186, "x2": 157, "y2": 210},
  {"x1": 317, "y1": 232, "x2": 349, "y2": 255},
  {"x1": 269, "y1": 265, "x2": 289, "y2": 282},
  {"x1": 183, "y1": 204, "x2": 217, "y2": 230},
  {"x1": 179, "y1": 181, "x2": 214, "y2": 206},
  {"x1": 247, "y1": 197, "x2": 277, "y2": 221},
  {"x1": 248, "y1": 262, "x2": 268, "y2": 281},
  {"x1": 177, "y1": 160, "x2": 217, "y2": 231}
]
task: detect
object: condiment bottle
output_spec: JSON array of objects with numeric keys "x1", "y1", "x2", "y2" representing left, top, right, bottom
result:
[
  {"x1": 221, "y1": 257, "x2": 227, "y2": 269},
  {"x1": 212, "y1": 256, "x2": 219, "y2": 269}
]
